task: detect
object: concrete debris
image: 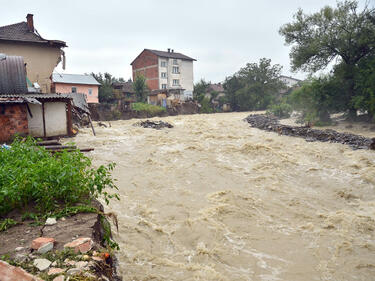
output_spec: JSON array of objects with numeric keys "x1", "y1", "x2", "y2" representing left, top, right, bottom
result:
[
  {"x1": 45, "y1": 217, "x2": 57, "y2": 226},
  {"x1": 33, "y1": 258, "x2": 52, "y2": 271},
  {"x1": 47, "y1": 267, "x2": 65, "y2": 275},
  {"x1": 133, "y1": 120, "x2": 173, "y2": 129},
  {"x1": 66, "y1": 267, "x2": 81, "y2": 275},
  {"x1": 37, "y1": 241, "x2": 54, "y2": 254},
  {"x1": 52, "y1": 276, "x2": 65, "y2": 281},
  {"x1": 245, "y1": 114, "x2": 375, "y2": 150},
  {"x1": 15, "y1": 247, "x2": 25, "y2": 251}
]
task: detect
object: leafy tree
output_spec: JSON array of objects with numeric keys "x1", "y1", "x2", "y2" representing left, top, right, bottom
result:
[
  {"x1": 91, "y1": 72, "x2": 124, "y2": 103},
  {"x1": 193, "y1": 79, "x2": 210, "y2": 103},
  {"x1": 289, "y1": 76, "x2": 342, "y2": 124},
  {"x1": 133, "y1": 74, "x2": 149, "y2": 103},
  {"x1": 279, "y1": 1, "x2": 375, "y2": 118},
  {"x1": 353, "y1": 55, "x2": 375, "y2": 120},
  {"x1": 223, "y1": 58, "x2": 285, "y2": 111}
]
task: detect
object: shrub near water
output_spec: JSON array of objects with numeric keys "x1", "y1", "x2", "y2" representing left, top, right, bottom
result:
[
  {"x1": 0, "y1": 138, "x2": 118, "y2": 217},
  {"x1": 131, "y1": 102, "x2": 166, "y2": 115}
]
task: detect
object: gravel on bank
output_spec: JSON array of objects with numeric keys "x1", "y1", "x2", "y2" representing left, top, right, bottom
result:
[{"x1": 245, "y1": 114, "x2": 375, "y2": 150}]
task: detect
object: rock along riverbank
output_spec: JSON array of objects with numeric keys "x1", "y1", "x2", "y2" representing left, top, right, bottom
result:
[{"x1": 245, "y1": 114, "x2": 375, "y2": 150}]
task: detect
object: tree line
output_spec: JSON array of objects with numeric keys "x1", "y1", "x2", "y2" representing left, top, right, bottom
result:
[{"x1": 194, "y1": 0, "x2": 375, "y2": 124}]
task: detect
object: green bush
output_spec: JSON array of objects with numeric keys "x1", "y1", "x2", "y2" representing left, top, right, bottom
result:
[
  {"x1": 200, "y1": 98, "x2": 213, "y2": 113},
  {"x1": 131, "y1": 102, "x2": 166, "y2": 115},
  {"x1": 0, "y1": 137, "x2": 118, "y2": 217},
  {"x1": 267, "y1": 102, "x2": 292, "y2": 118}
]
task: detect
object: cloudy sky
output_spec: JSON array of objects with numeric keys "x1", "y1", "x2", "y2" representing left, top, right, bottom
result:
[{"x1": 0, "y1": 0, "x2": 369, "y2": 82}]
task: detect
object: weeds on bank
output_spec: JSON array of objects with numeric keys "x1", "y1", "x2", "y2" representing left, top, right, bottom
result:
[
  {"x1": 0, "y1": 137, "x2": 119, "y2": 217},
  {"x1": 132, "y1": 102, "x2": 166, "y2": 115}
]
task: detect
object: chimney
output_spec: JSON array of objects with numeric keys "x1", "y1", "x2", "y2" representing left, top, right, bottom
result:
[
  {"x1": 171, "y1": 49, "x2": 174, "y2": 53},
  {"x1": 167, "y1": 48, "x2": 170, "y2": 53},
  {"x1": 26, "y1": 14, "x2": 34, "y2": 32}
]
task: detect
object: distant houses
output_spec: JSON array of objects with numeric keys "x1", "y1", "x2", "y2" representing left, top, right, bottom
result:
[
  {"x1": 131, "y1": 49, "x2": 196, "y2": 107},
  {"x1": 52, "y1": 73, "x2": 100, "y2": 103},
  {"x1": 279, "y1": 75, "x2": 301, "y2": 88}
]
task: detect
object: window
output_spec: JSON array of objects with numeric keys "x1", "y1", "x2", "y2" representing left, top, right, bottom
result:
[
  {"x1": 172, "y1": 66, "x2": 179, "y2": 74},
  {"x1": 162, "y1": 84, "x2": 167, "y2": 89},
  {"x1": 161, "y1": 61, "x2": 166, "y2": 67},
  {"x1": 71, "y1": 87, "x2": 77, "y2": 93},
  {"x1": 173, "y1": 59, "x2": 178, "y2": 65},
  {"x1": 161, "y1": 72, "x2": 167, "y2": 78},
  {"x1": 173, "y1": 79, "x2": 179, "y2": 86},
  {"x1": 88, "y1": 88, "x2": 93, "y2": 95}
]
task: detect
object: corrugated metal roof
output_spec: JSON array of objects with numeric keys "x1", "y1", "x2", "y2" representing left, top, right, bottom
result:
[
  {"x1": 0, "y1": 93, "x2": 72, "y2": 99},
  {"x1": 52, "y1": 73, "x2": 101, "y2": 86},
  {"x1": 70, "y1": 93, "x2": 90, "y2": 113},
  {"x1": 0, "y1": 54, "x2": 28, "y2": 94}
]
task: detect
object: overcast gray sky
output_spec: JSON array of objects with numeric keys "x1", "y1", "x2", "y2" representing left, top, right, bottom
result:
[{"x1": 0, "y1": 0, "x2": 369, "y2": 82}]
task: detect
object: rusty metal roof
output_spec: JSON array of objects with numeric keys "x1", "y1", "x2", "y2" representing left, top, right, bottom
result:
[{"x1": 0, "y1": 54, "x2": 28, "y2": 94}]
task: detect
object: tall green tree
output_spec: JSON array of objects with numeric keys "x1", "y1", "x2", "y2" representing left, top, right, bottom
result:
[
  {"x1": 91, "y1": 72, "x2": 125, "y2": 103},
  {"x1": 223, "y1": 58, "x2": 285, "y2": 111},
  {"x1": 193, "y1": 79, "x2": 210, "y2": 103},
  {"x1": 279, "y1": 0, "x2": 375, "y2": 118},
  {"x1": 133, "y1": 74, "x2": 149, "y2": 103}
]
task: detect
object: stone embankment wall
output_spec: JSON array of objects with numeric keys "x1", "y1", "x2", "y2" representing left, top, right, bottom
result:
[{"x1": 245, "y1": 114, "x2": 375, "y2": 150}]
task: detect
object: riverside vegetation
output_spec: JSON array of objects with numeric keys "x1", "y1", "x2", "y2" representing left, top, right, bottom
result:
[{"x1": 0, "y1": 137, "x2": 119, "y2": 248}]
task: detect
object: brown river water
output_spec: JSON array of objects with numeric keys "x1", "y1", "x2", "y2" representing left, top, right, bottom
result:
[{"x1": 71, "y1": 112, "x2": 375, "y2": 281}]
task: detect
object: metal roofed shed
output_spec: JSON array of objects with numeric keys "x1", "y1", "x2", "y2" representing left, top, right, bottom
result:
[
  {"x1": 0, "y1": 93, "x2": 73, "y2": 142},
  {"x1": 52, "y1": 73, "x2": 101, "y2": 85},
  {"x1": 0, "y1": 54, "x2": 28, "y2": 94}
]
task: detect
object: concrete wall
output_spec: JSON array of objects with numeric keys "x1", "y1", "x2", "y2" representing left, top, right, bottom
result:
[
  {"x1": 44, "y1": 102, "x2": 67, "y2": 136},
  {"x1": 180, "y1": 60, "x2": 194, "y2": 100},
  {"x1": 27, "y1": 103, "x2": 44, "y2": 136},
  {"x1": 54, "y1": 83, "x2": 99, "y2": 103},
  {"x1": 27, "y1": 102, "x2": 68, "y2": 137},
  {"x1": 0, "y1": 104, "x2": 28, "y2": 142},
  {"x1": 0, "y1": 42, "x2": 63, "y2": 93}
]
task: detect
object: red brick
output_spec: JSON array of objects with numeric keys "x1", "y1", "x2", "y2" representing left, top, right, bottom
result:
[
  {"x1": 0, "y1": 260, "x2": 42, "y2": 281},
  {"x1": 31, "y1": 237, "x2": 55, "y2": 250},
  {"x1": 0, "y1": 104, "x2": 28, "y2": 142}
]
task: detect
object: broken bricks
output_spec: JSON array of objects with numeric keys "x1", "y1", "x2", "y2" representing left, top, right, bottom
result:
[{"x1": 64, "y1": 237, "x2": 93, "y2": 253}]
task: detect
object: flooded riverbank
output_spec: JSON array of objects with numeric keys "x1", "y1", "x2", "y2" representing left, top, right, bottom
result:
[{"x1": 72, "y1": 112, "x2": 375, "y2": 281}]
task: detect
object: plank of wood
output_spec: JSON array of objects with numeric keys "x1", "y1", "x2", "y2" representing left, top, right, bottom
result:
[{"x1": 36, "y1": 140, "x2": 61, "y2": 146}]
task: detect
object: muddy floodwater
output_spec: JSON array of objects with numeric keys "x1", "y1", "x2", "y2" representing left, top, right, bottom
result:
[{"x1": 72, "y1": 112, "x2": 375, "y2": 281}]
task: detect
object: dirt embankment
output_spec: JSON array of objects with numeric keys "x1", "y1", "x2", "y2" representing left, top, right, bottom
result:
[
  {"x1": 89, "y1": 102, "x2": 199, "y2": 121},
  {"x1": 245, "y1": 114, "x2": 375, "y2": 150},
  {"x1": 0, "y1": 200, "x2": 122, "y2": 281}
]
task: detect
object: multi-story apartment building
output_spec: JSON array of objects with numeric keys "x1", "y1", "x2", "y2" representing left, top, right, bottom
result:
[{"x1": 131, "y1": 49, "x2": 196, "y2": 101}]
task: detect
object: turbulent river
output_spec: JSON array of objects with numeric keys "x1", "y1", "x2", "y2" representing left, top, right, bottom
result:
[{"x1": 72, "y1": 112, "x2": 375, "y2": 281}]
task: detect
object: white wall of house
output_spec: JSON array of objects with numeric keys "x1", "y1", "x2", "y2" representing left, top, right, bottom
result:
[
  {"x1": 158, "y1": 57, "x2": 194, "y2": 100},
  {"x1": 26, "y1": 102, "x2": 67, "y2": 137},
  {"x1": 180, "y1": 60, "x2": 194, "y2": 100},
  {"x1": 44, "y1": 102, "x2": 67, "y2": 136},
  {"x1": 280, "y1": 76, "x2": 300, "y2": 88}
]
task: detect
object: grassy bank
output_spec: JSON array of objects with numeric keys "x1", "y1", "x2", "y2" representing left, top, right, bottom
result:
[
  {"x1": 0, "y1": 138, "x2": 119, "y2": 236},
  {"x1": 131, "y1": 102, "x2": 166, "y2": 115}
]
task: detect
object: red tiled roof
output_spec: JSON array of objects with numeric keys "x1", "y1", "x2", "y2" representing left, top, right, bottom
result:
[{"x1": 0, "y1": 22, "x2": 66, "y2": 47}]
